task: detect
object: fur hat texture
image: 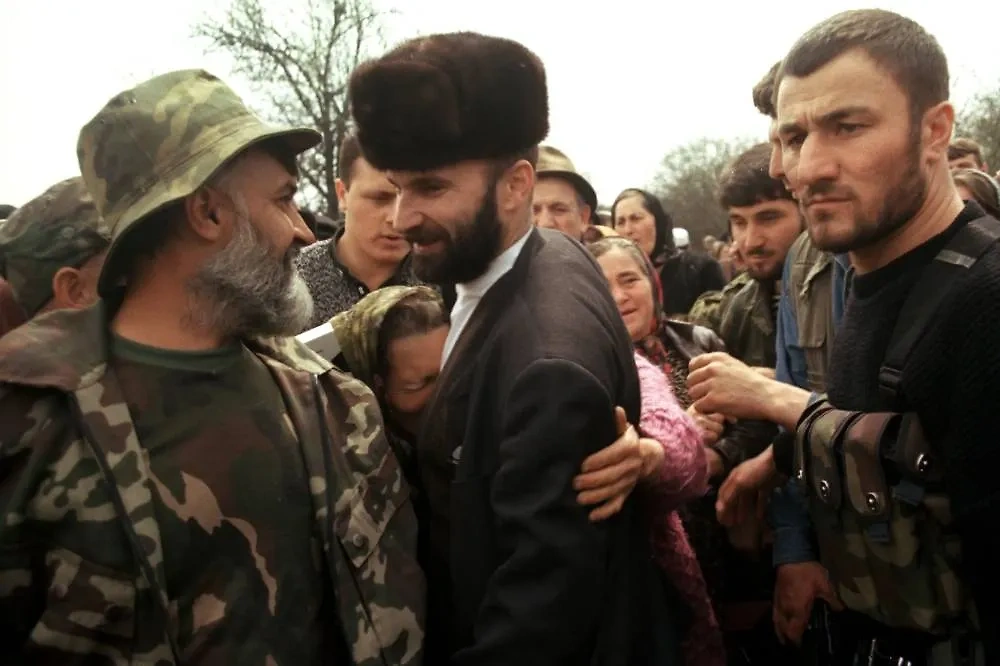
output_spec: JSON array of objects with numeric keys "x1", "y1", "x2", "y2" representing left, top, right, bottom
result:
[{"x1": 349, "y1": 32, "x2": 549, "y2": 171}]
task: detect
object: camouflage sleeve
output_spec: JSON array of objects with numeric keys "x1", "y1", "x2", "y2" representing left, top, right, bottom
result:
[
  {"x1": 319, "y1": 371, "x2": 425, "y2": 666},
  {"x1": 687, "y1": 290, "x2": 724, "y2": 332},
  {"x1": 0, "y1": 384, "x2": 65, "y2": 650}
]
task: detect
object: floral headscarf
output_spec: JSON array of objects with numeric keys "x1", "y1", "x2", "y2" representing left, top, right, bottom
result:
[{"x1": 330, "y1": 285, "x2": 443, "y2": 388}]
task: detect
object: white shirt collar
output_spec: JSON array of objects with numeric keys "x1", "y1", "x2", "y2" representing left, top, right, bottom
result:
[{"x1": 455, "y1": 228, "x2": 532, "y2": 300}]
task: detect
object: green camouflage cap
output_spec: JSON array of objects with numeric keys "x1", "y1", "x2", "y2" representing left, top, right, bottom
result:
[
  {"x1": 77, "y1": 69, "x2": 322, "y2": 294},
  {"x1": 0, "y1": 177, "x2": 110, "y2": 317}
]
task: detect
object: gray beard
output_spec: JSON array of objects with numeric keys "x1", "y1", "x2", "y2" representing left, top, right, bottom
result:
[{"x1": 186, "y1": 211, "x2": 313, "y2": 338}]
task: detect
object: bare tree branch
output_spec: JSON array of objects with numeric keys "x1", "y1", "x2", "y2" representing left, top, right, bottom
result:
[
  {"x1": 193, "y1": 0, "x2": 388, "y2": 217},
  {"x1": 956, "y1": 82, "x2": 1000, "y2": 173},
  {"x1": 650, "y1": 136, "x2": 755, "y2": 251}
]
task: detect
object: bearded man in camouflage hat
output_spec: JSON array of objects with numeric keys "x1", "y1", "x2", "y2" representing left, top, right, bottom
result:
[
  {"x1": 0, "y1": 70, "x2": 424, "y2": 665},
  {"x1": 0, "y1": 177, "x2": 109, "y2": 322}
]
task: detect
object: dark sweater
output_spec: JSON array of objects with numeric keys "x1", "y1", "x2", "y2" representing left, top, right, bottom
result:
[{"x1": 827, "y1": 203, "x2": 1000, "y2": 657}]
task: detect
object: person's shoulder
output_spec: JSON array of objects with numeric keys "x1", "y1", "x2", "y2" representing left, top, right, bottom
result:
[
  {"x1": 0, "y1": 380, "x2": 70, "y2": 461},
  {"x1": 294, "y1": 238, "x2": 336, "y2": 280},
  {"x1": 945, "y1": 245, "x2": 1000, "y2": 319}
]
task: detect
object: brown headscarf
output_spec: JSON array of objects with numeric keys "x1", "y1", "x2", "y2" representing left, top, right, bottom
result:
[{"x1": 330, "y1": 285, "x2": 443, "y2": 388}]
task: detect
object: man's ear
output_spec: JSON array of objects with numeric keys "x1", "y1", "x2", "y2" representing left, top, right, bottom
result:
[
  {"x1": 335, "y1": 179, "x2": 348, "y2": 211},
  {"x1": 922, "y1": 101, "x2": 955, "y2": 166},
  {"x1": 498, "y1": 160, "x2": 535, "y2": 214},
  {"x1": 49, "y1": 266, "x2": 86, "y2": 311},
  {"x1": 183, "y1": 188, "x2": 230, "y2": 242}
]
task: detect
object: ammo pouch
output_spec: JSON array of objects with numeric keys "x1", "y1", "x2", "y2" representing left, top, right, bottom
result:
[{"x1": 794, "y1": 399, "x2": 973, "y2": 635}]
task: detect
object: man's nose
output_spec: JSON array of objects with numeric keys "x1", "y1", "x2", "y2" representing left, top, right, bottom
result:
[
  {"x1": 290, "y1": 208, "x2": 316, "y2": 246},
  {"x1": 790, "y1": 134, "x2": 839, "y2": 189},
  {"x1": 392, "y1": 195, "x2": 420, "y2": 234},
  {"x1": 534, "y1": 208, "x2": 555, "y2": 229}
]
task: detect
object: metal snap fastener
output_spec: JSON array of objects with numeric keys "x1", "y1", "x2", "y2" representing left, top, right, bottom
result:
[
  {"x1": 352, "y1": 534, "x2": 365, "y2": 548},
  {"x1": 866, "y1": 493, "x2": 880, "y2": 512},
  {"x1": 819, "y1": 480, "x2": 830, "y2": 499},
  {"x1": 916, "y1": 454, "x2": 930, "y2": 475}
]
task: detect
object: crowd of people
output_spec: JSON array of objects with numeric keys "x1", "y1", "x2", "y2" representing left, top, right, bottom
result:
[{"x1": 0, "y1": 7, "x2": 997, "y2": 666}]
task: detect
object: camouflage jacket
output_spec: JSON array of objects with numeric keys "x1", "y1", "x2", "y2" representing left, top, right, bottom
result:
[
  {"x1": 785, "y1": 232, "x2": 838, "y2": 392},
  {"x1": 687, "y1": 272, "x2": 751, "y2": 332},
  {"x1": 0, "y1": 303, "x2": 425, "y2": 665},
  {"x1": 689, "y1": 272, "x2": 776, "y2": 368}
]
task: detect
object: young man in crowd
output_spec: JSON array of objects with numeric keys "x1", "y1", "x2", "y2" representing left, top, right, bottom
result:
[{"x1": 296, "y1": 132, "x2": 423, "y2": 326}]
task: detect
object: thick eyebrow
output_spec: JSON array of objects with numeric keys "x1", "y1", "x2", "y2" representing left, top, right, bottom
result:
[
  {"x1": 409, "y1": 174, "x2": 452, "y2": 190},
  {"x1": 778, "y1": 105, "x2": 873, "y2": 137}
]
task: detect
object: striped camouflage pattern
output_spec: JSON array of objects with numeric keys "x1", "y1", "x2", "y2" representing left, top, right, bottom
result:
[
  {"x1": 76, "y1": 69, "x2": 321, "y2": 294},
  {"x1": 0, "y1": 177, "x2": 109, "y2": 316},
  {"x1": 795, "y1": 399, "x2": 973, "y2": 634},
  {"x1": 0, "y1": 303, "x2": 425, "y2": 664}
]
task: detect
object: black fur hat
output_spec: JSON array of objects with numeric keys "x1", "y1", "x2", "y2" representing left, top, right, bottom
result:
[{"x1": 348, "y1": 32, "x2": 549, "y2": 171}]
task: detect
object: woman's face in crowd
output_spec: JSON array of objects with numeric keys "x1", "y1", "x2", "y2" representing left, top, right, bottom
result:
[
  {"x1": 613, "y1": 195, "x2": 657, "y2": 257},
  {"x1": 382, "y1": 324, "x2": 449, "y2": 434},
  {"x1": 597, "y1": 247, "x2": 655, "y2": 342}
]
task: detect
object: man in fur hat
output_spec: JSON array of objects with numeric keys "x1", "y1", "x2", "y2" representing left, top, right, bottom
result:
[{"x1": 350, "y1": 31, "x2": 679, "y2": 665}]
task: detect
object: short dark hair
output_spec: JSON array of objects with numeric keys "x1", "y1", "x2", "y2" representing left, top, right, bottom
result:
[
  {"x1": 753, "y1": 61, "x2": 781, "y2": 118},
  {"x1": 948, "y1": 138, "x2": 985, "y2": 166},
  {"x1": 376, "y1": 291, "x2": 449, "y2": 377},
  {"x1": 777, "y1": 9, "x2": 949, "y2": 122},
  {"x1": 718, "y1": 143, "x2": 794, "y2": 209},
  {"x1": 338, "y1": 133, "x2": 364, "y2": 187}
]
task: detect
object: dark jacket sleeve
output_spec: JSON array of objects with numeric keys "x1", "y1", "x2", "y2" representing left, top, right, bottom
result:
[
  {"x1": 452, "y1": 358, "x2": 618, "y2": 666},
  {"x1": 697, "y1": 254, "x2": 727, "y2": 294},
  {"x1": 711, "y1": 419, "x2": 779, "y2": 477},
  {"x1": 694, "y1": 325, "x2": 779, "y2": 476}
]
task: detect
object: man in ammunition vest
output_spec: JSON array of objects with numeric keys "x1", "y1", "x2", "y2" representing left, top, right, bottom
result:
[{"x1": 692, "y1": 10, "x2": 998, "y2": 664}]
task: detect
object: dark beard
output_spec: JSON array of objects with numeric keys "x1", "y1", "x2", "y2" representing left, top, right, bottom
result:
[
  {"x1": 409, "y1": 183, "x2": 504, "y2": 284},
  {"x1": 811, "y1": 129, "x2": 926, "y2": 254}
]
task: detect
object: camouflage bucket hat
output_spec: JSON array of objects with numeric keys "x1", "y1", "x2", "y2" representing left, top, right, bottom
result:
[
  {"x1": 77, "y1": 69, "x2": 322, "y2": 294},
  {"x1": 0, "y1": 177, "x2": 110, "y2": 317}
]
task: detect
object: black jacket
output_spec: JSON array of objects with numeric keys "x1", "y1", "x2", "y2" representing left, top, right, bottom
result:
[
  {"x1": 658, "y1": 251, "x2": 726, "y2": 316},
  {"x1": 419, "y1": 228, "x2": 682, "y2": 666}
]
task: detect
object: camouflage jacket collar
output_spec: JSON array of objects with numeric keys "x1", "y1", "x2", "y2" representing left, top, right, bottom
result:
[{"x1": 0, "y1": 300, "x2": 333, "y2": 390}]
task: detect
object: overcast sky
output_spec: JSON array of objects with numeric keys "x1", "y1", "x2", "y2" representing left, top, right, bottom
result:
[{"x1": 2, "y1": 0, "x2": 998, "y2": 210}]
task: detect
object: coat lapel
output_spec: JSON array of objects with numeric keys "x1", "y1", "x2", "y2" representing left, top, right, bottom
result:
[{"x1": 420, "y1": 230, "x2": 541, "y2": 452}]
